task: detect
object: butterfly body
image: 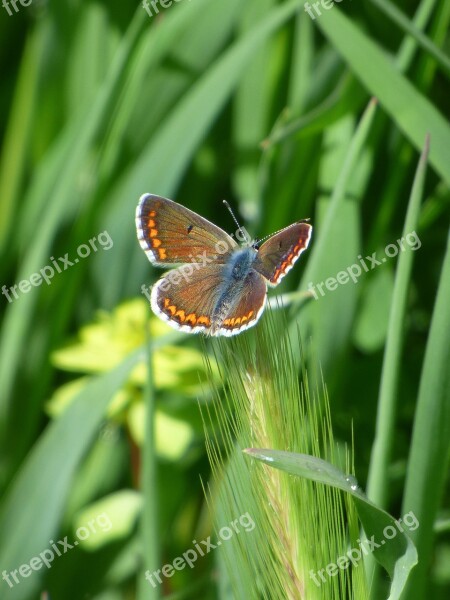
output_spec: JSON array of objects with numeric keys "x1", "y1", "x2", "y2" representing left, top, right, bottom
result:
[{"x1": 136, "y1": 194, "x2": 312, "y2": 336}]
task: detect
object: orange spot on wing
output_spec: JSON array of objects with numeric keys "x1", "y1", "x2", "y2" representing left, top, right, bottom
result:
[
  {"x1": 152, "y1": 239, "x2": 162, "y2": 248},
  {"x1": 150, "y1": 228, "x2": 158, "y2": 238},
  {"x1": 197, "y1": 316, "x2": 211, "y2": 326},
  {"x1": 162, "y1": 298, "x2": 176, "y2": 315},
  {"x1": 160, "y1": 298, "x2": 210, "y2": 328},
  {"x1": 158, "y1": 248, "x2": 167, "y2": 260},
  {"x1": 223, "y1": 309, "x2": 255, "y2": 330}
]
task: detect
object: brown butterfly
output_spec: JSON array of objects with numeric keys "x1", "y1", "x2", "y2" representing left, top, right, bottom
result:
[{"x1": 136, "y1": 194, "x2": 312, "y2": 336}]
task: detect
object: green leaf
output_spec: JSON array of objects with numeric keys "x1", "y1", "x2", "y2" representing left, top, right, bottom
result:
[
  {"x1": 74, "y1": 490, "x2": 142, "y2": 551},
  {"x1": 128, "y1": 404, "x2": 195, "y2": 461},
  {"x1": 245, "y1": 449, "x2": 418, "y2": 600}
]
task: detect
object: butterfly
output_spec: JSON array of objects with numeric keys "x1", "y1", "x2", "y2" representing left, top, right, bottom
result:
[{"x1": 136, "y1": 194, "x2": 312, "y2": 336}]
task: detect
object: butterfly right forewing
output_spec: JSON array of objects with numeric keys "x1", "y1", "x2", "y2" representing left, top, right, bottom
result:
[{"x1": 253, "y1": 222, "x2": 312, "y2": 286}]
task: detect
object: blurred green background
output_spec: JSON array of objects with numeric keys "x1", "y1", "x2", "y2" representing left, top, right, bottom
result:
[{"x1": 0, "y1": 0, "x2": 449, "y2": 598}]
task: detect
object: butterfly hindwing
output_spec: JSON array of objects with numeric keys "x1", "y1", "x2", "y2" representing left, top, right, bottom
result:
[
  {"x1": 136, "y1": 194, "x2": 237, "y2": 266},
  {"x1": 151, "y1": 264, "x2": 228, "y2": 335},
  {"x1": 151, "y1": 264, "x2": 267, "y2": 336},
  {"x1": 216, "y1": 270, "x2": 267, "y2": 336}
]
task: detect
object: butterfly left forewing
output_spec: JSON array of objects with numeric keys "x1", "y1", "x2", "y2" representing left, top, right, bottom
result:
[
  {"x1": 253, "y1": 222, "x2": 312, "y2": 286},
  {"x1": 136, "y1": 194, "x2": 237, "y2": 266}
]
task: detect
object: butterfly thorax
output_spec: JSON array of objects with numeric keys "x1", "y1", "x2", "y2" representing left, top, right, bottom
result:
[
  {"x1": 210, "y1": 248, "x2": 258, "y2": 330},
  {"x1": 225, "y1": 247, "x2": 257, "y2": 280}
]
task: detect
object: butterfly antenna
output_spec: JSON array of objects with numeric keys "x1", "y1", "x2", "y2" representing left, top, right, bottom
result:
[{"x1": 223, "y1": 200, "x2": 250, "y2": 243}]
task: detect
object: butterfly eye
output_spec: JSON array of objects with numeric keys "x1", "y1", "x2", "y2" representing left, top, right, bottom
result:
[{"x1": 187, "y1": 225, "x2": 193, "y2": 234}]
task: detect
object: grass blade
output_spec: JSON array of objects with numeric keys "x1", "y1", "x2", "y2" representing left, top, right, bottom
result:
[
  {"x1": 400, "y1": 229, "x2": 450, "y2": 599},
  {"x1": 367, "y1": 136, "x2": 430, "y2": 507},
  {"x1": 136, "y1": 317, "x2": 159, "y2": 600},
  {"x1": 368, "y1": 0, "x2": 450, "y2": 77},
  {"x1": 314, "y1": 6, "x2": 450, "y2": 187}
]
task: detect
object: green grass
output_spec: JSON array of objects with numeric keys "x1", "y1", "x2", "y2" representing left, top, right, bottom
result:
[{"x1": 0, "y1": 0, "x2": 449, "y2": 598}]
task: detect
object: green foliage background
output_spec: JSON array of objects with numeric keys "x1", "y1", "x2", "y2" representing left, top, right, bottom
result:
[{"x1": 0, "y1": 0, "x2": 449, "y2": 598}]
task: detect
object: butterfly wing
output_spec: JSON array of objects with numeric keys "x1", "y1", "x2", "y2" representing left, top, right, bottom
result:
[
  {"x1": 151, "y1": 264, "x2": 228, "y2": 334},
  {"x1": 216, "y1": 270, "x2": 267, "y2": 336},
  {"x1": 253, "y1": 222, "x2": 312, "y2": 286},
  {"x1": 151, "y1": 264, "x2": 267, "y2": 336},
  {"x1": 136, "y1": 194, "x2": 237, "y2": 266}
]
